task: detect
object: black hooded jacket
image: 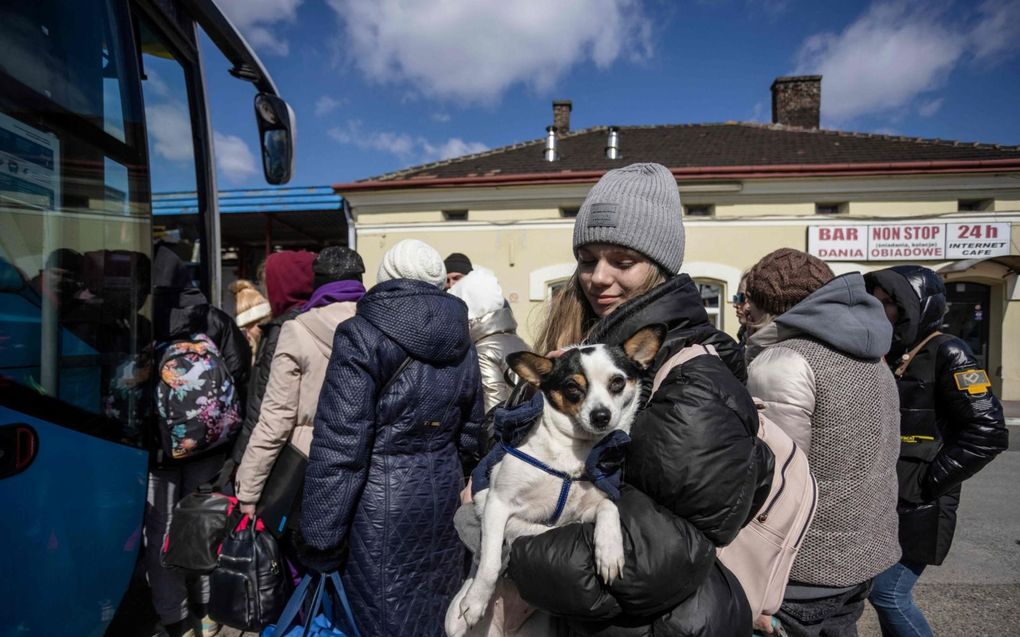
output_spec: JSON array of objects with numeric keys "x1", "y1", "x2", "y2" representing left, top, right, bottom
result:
[
  {"x1": 152, "y1": 246, "x2": 251, "y2": 455},
  {"x1": 507, "y1": 275, "x2": 774, "y2": 636},
  {"x1": 865, "y1": 266, "x2": 1008, "y2": 565}
]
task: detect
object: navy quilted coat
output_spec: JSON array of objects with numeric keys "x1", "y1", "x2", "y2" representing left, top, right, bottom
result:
[{"x1": 301, "y1": 278, "x2": 484, "y2": 637}]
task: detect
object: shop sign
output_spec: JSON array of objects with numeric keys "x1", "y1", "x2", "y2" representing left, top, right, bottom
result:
[{"x1": 808, "y1": 223, "x2": 1012, "y2": 261}]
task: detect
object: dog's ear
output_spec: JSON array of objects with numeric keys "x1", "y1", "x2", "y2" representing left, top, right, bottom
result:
[
  {"x1": 622, "y1": 324, "x2": 667, "y2": 370},
  {"x1": 507, "y1": 351, "x2": 554, "y2": 387}
]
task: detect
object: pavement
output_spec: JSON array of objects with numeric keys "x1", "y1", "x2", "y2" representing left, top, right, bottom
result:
[
  {"x1": 222, "y1": 428, "x2": 1020, "y2": 637},
  {"x1": 857, "y1": 435, "x2": 1020, "y2": 636}
]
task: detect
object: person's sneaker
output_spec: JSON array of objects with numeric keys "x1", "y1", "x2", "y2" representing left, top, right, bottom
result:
[{"x1": 199, "y1": 616, "x2": 221, "y2": 637}]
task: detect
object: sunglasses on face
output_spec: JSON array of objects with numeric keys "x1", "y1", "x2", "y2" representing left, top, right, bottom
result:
[{"x1": 731, "y1": 292, "x2": 747, "y2": 304}]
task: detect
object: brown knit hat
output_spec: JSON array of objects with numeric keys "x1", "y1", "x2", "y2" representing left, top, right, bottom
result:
[
  {"x1": 745, "y1": 249, "x2": 834, "y2": 315},
  {"x1": 230, "y1": 279, "x2": 271, "y2": 328}
]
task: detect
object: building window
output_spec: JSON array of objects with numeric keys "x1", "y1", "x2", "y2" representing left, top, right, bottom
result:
[
  {"x1": 560, "y1": 207, "x2": 579, "y2": 218},
  {"x1": 547, "y1": 278, "x2": 571, "y2": 298},
  {"x1": 958, "y1": 199, "x2": 992, "y2": 212},
  {"x1": 815, "y1": 202, "x2": 847, "y2": 215},
  {"x1": 684, "y1": 204, "x2": 714, "y2": 217},
  {"x1": 695, "y1": 279, "x2": 724, "y2": 329},
  {"x1": 443, "y1": 209, "x2": 468, "y2": 221}
]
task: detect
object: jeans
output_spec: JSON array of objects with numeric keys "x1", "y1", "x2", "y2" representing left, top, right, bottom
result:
[
  {"x1": 869, "y1": 560, "x2": 933, "y2": 637},
  {"x1": 775, "y1": 580, "x2": 873, "y2": 637},
  {"x1": 143, "y1": 454, "x2": 224, "y2": 624}
]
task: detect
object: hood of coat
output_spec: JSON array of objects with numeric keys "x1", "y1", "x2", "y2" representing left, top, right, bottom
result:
[
  {"x1": 295, "y1": 302, "x2": 358, "y2": 357},
  {"x1": 764, "y1": 272, "x2": 892, "y2": 360},
  {"x1": 152, "y1": 287, "x2": 209, "y2": 341},
  {"x1": 864, "y1": 265, "x2": 946, "y2": 359},
  {"x1": 469, "y1": 303, "x2": 518, "y2": 343},
  {"x1": 265, "y1": 250, "x2": 315, "y2": 317},
  {"x1": 357, "y1": 278, "x2": 471, "y2": 363}
]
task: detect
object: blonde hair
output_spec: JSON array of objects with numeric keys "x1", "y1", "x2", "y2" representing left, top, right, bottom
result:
[{"x1": 534, "y1": 262, "x2": 667, "y2": 353}]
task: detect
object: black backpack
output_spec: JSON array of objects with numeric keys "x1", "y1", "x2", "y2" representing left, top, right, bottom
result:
[{"x1": 208, "y1": 516, "x2": 289, "y2": 631}]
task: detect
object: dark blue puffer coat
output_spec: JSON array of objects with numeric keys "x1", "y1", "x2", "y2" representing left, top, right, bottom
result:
[{"x1": 300, "y1": 278, "x2": 484, "y2": 637}]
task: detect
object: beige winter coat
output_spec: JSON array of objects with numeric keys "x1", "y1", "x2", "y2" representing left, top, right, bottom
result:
[{"x1": 235, "y1": 301, "x2": 356, "y2": 504}]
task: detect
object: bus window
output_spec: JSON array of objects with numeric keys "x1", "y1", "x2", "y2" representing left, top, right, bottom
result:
[
  {"x1": 0, "y1": 0, "x2": 151, "y2": 446},
  {"x1": 137, "y1": 14, "x2": 203, "y2": 289}
]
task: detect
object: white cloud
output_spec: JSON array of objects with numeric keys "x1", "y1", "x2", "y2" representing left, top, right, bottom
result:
[
  {"x1": 793, "y1": 2, "x2": 963, "y2": 122},
  {"x1": 329, "y1": 121, "x2": 417, "y2": 158},
  {"x1": 145, "y1": 103, "x2": 194, "y2": 162},
  {"x1": 314, "y1": 96, "x2": 347, "y2": 117},
  {"x1": 918, "y1": 97, "x2": 944, "y2": 117},
  {"x1": 793, "y1": 0, "x2": 1020, "y2": 124},
  {"x1": 214, "y1": 132, "x2": 259, "y2": 183},
  {"x1": 421, "y1": 138, "x2": 489, "y2": 162},
  {"x1": 970, "y1": 0, "x2": 1020, "y2": 60},
  {"x1": 216, "y1": 0, "x2": 302, "y2": 57},
  {"x1": 328, "y1": 120, "x2": 488, "y2": 163},
  {"x1": 326, "y1": 0, "x2": 653, "y2": 103},
  {"x1": 431, "y1": 112, "x2": 452, "y2": 123}
]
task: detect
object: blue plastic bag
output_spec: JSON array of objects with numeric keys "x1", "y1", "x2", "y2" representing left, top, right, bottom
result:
[{"x1": 261, "y1": 572, "x2": 362, "y2": 637}]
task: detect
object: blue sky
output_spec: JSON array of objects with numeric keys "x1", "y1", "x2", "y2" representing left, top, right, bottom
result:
[{"x1": 158, "y1": 0, "x2": 1020, "y2": 193}]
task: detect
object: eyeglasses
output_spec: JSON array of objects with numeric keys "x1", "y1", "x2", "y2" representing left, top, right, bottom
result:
[{"x1": 731, "y1": 292, "x2": 747, "y2": 304}]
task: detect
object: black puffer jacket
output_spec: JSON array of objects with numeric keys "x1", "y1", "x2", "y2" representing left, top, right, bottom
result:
[
  {"x1": 508, "y1": 275, "x2": 774, "y2": 636},
  {"x1": 865, "y1": 266, "x2": 1008, "y2": 565},
  {"x1": 232, "y1": 306, "x2": 301, "y2": 463}
]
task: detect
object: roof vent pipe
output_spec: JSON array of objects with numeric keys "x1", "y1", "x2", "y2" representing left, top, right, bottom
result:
[
  {"x1": 544, "y1": 126, "x2": 558, "y2": 161},
  {"x1": 606, "y1": 126, "x2": 620, "y2": 159}
]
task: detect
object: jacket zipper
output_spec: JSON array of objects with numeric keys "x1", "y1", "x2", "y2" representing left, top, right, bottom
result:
[
  {"x1": 757, "y1": 442, "x2": 796, "y2": 523},
  {"x1": 794, "y1": 473, "x2": 818, "y2": 548}
]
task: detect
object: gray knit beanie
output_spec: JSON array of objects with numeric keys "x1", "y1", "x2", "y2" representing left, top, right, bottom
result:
[{"x1": 572, "y1": 163, "x2": 685, "y2": 273}]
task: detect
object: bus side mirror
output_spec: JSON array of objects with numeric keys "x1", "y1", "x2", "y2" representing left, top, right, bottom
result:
[{"x1": 254, "y1": 94, "x2": 295, "y2": 185}]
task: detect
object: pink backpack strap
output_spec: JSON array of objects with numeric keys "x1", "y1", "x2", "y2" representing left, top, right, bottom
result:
[{"x1": 649, "y1": 343, "x2": 719, "y2": 398}]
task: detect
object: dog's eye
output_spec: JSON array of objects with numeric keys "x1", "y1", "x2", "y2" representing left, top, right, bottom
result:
[
  {"x1": 609, "y1": 376, "x2": 627, "y2": 394},
  {"x1": 564, "y1": 383, "x2": 584, "y2": 402}
]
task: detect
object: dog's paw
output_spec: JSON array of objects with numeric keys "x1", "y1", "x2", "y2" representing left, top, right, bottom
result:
[
  {"x1": 594, "y1": 522, "x2": 625, "y2": 584},
  {"x1": 445, "y1": 581, "x2": 471, "y2": 637},
  {"x1": 459, "y1": 585, "x2": 491, "y2": 629}
]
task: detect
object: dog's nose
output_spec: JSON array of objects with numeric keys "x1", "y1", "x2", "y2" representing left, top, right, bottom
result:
[{"x1": 590, "y1": 407, "x2": 611, "y2": 429}]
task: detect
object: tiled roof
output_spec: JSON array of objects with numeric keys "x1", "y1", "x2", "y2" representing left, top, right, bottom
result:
[{"x1": 351, "y1": 123, "x2": 1020, "y2": 186}]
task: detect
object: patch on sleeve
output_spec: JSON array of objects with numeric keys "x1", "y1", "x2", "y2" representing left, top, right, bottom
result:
[{"x1": 953, "y1": 369, "x2": 992, "y2": 395}]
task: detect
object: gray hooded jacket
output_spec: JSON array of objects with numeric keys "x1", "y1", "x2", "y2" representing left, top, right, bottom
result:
[{"x1": 746, "y1": 273, "x2": 901, "y2": 588}]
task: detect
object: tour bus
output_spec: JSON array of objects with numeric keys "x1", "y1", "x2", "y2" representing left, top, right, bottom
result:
[{"x1": 0, "y1": 1, "x2": 295, "y2": 634}]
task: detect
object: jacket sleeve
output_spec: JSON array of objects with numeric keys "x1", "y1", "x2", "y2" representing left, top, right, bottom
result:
[
  {"x1": 207, "y1": 306, "x2": 251, "y2": 392},
  {"x1": 458, "y1": 345, "x2": 486, "y2": 475},
  {"x1": 235, "y1": 322, "x2": 302, "y2": 504},
  {"x1": 923, "y1": 339, "x2": 1009, "y2": 501},
  {"x1": 478, "y1": 350, "x2": 509, "y2": 413},
  {"x1": 508, "y1": 485, "x2": 716, "y2": 621},
  {"x1": 747, "y1": 346, "x2": 816, "y2": 455},
  {"x1": 300, "y1": 319, "x2": 386, "y2": 556}
]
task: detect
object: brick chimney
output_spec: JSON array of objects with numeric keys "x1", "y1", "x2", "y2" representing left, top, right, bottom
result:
[
  {"x1": 553, "y1": 100, "x2": 572, "y2": 134},
  {"x1": 771, "y1": 76, "x2": 821, "y2": 129}
]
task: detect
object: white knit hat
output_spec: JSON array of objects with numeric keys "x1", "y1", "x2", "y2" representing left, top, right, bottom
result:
[
  {"x1": 376, "y1": 239, "x2": 447, "y2": 288},
  {"x1": 448, "y1": 267, "x2": 504, "y2": 320}
]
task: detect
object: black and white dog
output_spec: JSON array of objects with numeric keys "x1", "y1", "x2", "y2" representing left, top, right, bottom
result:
[{"x1": 446, "y1": 325, "x2": 666, "y2": 637}]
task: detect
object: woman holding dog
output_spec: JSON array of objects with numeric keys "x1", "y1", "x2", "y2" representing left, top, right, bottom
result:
[{"x1": 506, "y1": 163, "x2": 774, "y2": 635}]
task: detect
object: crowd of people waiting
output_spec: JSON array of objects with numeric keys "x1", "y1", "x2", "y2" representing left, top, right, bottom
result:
[{"x1": 147, "y1": 162, "x2": 1008, "y2": 637}]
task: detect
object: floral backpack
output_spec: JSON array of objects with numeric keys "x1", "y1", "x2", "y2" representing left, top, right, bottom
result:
[{"x1": 157, "y1": 334, "x2": 241, "y2": 460}]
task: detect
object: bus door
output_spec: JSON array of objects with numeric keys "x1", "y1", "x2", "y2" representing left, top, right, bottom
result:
[{"x1": 0, "y1": 1, "x2": 153, "y2": 635}]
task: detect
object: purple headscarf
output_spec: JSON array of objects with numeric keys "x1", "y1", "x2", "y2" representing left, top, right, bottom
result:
[{"x1": 302, "y1": 279, "x2": 366, "y2": 312}]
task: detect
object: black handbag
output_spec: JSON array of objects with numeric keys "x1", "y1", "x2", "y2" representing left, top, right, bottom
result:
[
  {"x1": 258, "y1": 443, "x2": 308, "y2": 538},
  {"x1": 161, "y1": 462, "x2": 242, "y2": 573},
  {"x1": 209, "y1": 516, "x2": 289, "y2": 631}
]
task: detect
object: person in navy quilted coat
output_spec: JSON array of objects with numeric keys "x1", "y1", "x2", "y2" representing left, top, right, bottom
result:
[{"x1": 297, "y1": 239, "x2": 485, "y2": 637}]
